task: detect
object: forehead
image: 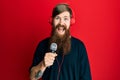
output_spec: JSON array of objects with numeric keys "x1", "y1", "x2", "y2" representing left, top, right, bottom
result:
[{"x1": 56, "y1": 11, "x2": 70, "y2": 17}]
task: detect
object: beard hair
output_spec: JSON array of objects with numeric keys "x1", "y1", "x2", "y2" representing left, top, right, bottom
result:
[{"x1": 49, "y1": 24, "x2": 71, "y2": 55}]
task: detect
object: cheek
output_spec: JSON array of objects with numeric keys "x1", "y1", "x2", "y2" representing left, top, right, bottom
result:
[
  {"x1": 53, "y1": 19, "x2": 59, "y2": 27},
  {"x1": 66, "y1": 22, "x2": 70, "y2": 29},
  {"x1": 53, "y1": 22, "x2": 57, "y2": 27}
]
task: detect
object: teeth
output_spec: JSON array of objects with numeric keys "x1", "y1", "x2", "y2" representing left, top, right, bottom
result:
[
  {"x1": 59, "y1": 29, "x2": 63, "y2": 32},
  {"x1": 58, "y1": 27, "x2": 63, "y2": 30},
  {"x1": 57, "y1": 27, "x2": 65, "y2": 34}
]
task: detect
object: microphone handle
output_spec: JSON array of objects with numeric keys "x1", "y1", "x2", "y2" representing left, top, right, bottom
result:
[{"x1": 52, "y1": 50, "x2": 55, "y2": 53}]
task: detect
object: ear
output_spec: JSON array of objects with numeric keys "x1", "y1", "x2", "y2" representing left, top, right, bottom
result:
[
  {"x1": 70, "y1": 6, "x2": 75, "y2": 25},
  {"x1": 70, "y1": 18, "x2": 75, "y2": 25},
  {"x1": 48, "y1": 17, "x2": 53, "y2": 25}
]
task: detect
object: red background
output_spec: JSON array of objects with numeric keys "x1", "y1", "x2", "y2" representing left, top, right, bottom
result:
[{"x1": 0, "y1": 0, "x2": 120, "y2": 80}]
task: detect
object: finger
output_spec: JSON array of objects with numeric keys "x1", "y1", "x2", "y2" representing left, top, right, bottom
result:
[
  {"x1": 45, "y1": 61, "x2": 54, "y2": 67},
  {"x1": 45, "y1": 57, "x2": 55, "y2": 64},
  {"x1": 45, "y1": 53, "x2": 57, "y2": 59},
  {"x1": 54, "y1": 53, "x2": 57, "y2": 57},
  {"x1": 49, "y1": 53, "x2": 57, "y2": 57},
  {"x1": 44, "y1": 57, "x2": 55, "y2": 66}
]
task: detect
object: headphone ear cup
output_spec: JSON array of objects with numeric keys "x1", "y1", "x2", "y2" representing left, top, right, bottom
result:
[
  {"x1": 70, "y1": 18, "x2": 75, "y2": 25},
  {"x1": 48, "y1": 17, "x2": 52, "y2": 25}
]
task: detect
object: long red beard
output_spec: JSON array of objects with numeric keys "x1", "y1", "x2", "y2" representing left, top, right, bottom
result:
[{"x1": 49, "y1": 24, "x2": 71, "y2": 55}]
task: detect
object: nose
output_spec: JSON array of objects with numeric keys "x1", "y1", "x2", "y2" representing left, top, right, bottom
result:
[{"x1": 59, "y1": 19, "x2": 64, "y2": 25}]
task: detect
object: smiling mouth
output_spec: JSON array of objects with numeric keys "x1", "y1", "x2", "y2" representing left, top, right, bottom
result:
[
  {"x1": 56, "y1": 26, "x2": 65, "y2": 34},
  {"x1": 58, "y1": 27, "x2": 65, "y2": 31}
]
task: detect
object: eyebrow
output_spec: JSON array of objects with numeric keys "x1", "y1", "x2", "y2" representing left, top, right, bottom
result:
[
  {"x1": 56, "y1": 16, "x2": 69, "y2": 18},
  {"x1": 64, "y1": 16, "x2": 69, "y2": 17},
  {"x1": 55, "y1": 15, "x2": 70, "y2": 18}
]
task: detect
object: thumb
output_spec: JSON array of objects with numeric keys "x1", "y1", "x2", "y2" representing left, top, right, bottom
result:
[{"x1": 54, "y1": 53, "x2": 57, "y2": 57}]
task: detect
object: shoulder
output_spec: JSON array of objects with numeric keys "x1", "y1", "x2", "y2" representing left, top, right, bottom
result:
[
  {"x1": 71, "y1": 36, "x2": 88, "y2": 57},
  {"x1": 36, "y1": 37, "x2": 50, "y2": 48},
  {"x1": 71, "y1": 36, "x2": 87, "y2": 52},
  {"x1": 39, "y1": 37, "x2": 50, "y2": 44},
  {"x1": 71, "y1": 36, "x2": 85, "y2": 47}
]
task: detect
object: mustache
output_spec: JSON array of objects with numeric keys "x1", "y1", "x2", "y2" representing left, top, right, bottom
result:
[{"x1": 55, "y1": 24, "x2": 67, "y2": 30}]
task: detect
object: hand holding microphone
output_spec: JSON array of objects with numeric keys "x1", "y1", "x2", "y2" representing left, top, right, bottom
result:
[
  {"x1": 35, "y1": 43, "x2": 57, "y2": 79},
  {"x1": 43, "y1": 43, "x2": 57, "y2": 67},
  {"x1": 44, "y1": 52, "x2": 57, "y2": 67}
]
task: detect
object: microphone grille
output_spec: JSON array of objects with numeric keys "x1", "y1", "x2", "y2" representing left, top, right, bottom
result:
[{"x1": 50, "y1": 43, "x2": 57, "y2": 52}]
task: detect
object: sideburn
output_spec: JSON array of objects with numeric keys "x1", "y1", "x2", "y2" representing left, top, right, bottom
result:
[{"x1": 49, "y1": 24, "x2": 71, "y2": 55}]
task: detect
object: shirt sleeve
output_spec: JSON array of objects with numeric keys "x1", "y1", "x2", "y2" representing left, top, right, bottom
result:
[
  {"x1": 29, "y1": 39, "x2": 49, "y2": 70},
  {"x1": 79, "y1": 42, "x2": 92, "y2": 80}
]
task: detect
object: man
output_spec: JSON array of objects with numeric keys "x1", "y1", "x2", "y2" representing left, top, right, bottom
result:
[{"x1": 30, "y1": 3, "x2": 92, "y2": 80}]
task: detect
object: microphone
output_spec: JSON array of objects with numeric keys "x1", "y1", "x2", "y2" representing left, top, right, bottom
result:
[
  {"x1": 50, "y1": 43, "x2": 57, "y2": 53},
  {"x1": 47, "y1": 43, "x2": 57, "y2": 68}
]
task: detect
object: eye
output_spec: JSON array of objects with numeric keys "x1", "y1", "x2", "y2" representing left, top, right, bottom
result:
[
  {"x1": 55, "y1": 16, "x2": 60, "y2": 20},
  {"x1": 64, "y1": 18, "x2": 68, "y2": 20},
  {"x1": 64, "y1": 17, "x2": 70, "y2": 21}
]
